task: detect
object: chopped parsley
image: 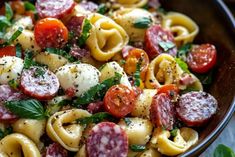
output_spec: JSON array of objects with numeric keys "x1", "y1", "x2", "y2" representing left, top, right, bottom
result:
[
  {"x1": 77, "y1": 19, "x2": 92, "y2": 47},
  {"x1": 158, "y1": 41, "x2": 175, "y2": 52},
  {"x1": 134, "y1": 62, "x2": 141, "y2": 87},
  {"x1": 133, "y1": 17, "x2": 152, "y2": 29},
  {"x1": 130, "y1": 145, "x2": 146, "y2": 152}
]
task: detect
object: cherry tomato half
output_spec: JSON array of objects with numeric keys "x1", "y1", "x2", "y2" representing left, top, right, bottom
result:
[
  {"x1": 187, "y1": 44, "x2": 217, "y2": 73},
  {"x1": 104, "y1": 84, "x2": 136, "y2": 118},
  {"x1": 124, "y1": 48, "x2": 149, "y2": 80},
  {"x1": 0, "y1": 46, "x2": 16, "y2": 57},
  {"x1": 34, "y1": 18, "x2": 68, "y2": 49},
  {"x1": 157, "y1": 84, "x2": 179, "y2": 98}
]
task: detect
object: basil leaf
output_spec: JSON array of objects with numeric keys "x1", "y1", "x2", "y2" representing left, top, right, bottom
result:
[
  {"x1": 134, "y1": 62, "x2": 141, "y2": 87},
  {"x1": 170, "y1": 128, "x2": 178, "y2": 137},
  {"x1": 5, "y1": 3, "x2": 13, "y2": 21},
  {"x1": 33, "y1": 67, "x2": 46, "y2": 78},
  {"x1": 24, "y1": 1, "x2": 36, "y2": 11},
  {"x1": 130, "y1": 145, "x2": 146, "y2": 152},
  {"x1": 177, "y1": 43, "x2": 192, "y2": 61},
  {"x1": 0, "y1": 16, "x2": 11, "y2": 31},
  {"x1": 97, "y1": 3, "x2": 108, "y2": 15},
  {"x1": 195, "y1": 70, "x2": 213, "y2": 85},
  {"x1": 8, "y1": 79, "x2": 19, "y2": 90},
  {"x1": 4, "y1": 99, "x2": 47, "y2": 120},
  {"x1": 74, "y1": 72, "x2": 122, "y2": 105},
  {"x1": 133, "y1": 17, "x2": 152, "y2": 29},
  {"x1": 77, "y1": 112, "x2": 115, "y2": 125},
  {"x1": 15, "y1": 43, "x2": 22, "y2": 58},
  {"x1": 175, "y1": 58, "x2": 190, "y2": 73},
  {"x1": 8, "y1": 27, "x2": 23, "y2": 43},
  {"x1": 124, "y1": 118, "x2": 132, "y2": 126},
  {"x1": 46, "y1": 48, "x2": 76, "y2": 62},
  {"x1": 214, "y1": 144, "x2": 235, "y2": 157},
  {"x1": 77, "y1": 19, "x2": 92, "y2": 47},
  {"x1": 159, "y1": 41, "x2": 175, "y2": 52},
  {"x1": 24, "y1": 51, "x2": 36, "y2": 69}
]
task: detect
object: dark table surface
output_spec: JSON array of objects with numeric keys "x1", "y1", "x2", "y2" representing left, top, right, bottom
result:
[{"x1": 200, "y1": 2, "x2": 235, "y2": 156}]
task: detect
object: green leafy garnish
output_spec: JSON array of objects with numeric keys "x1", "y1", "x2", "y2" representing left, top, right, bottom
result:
[
  {"x1": 74, "y1": 72, "x2": 122, "y2": 106},
  {"x1": 15, "y1": 43, "x2": 22, "y2": 58},
  {"x1": 46, "y1": 47, "x2": 76, "y2": 62},
  {"x1": 180, "y1": 86, "x2": 200, "y2": 95},
  {"x1": 119, "y1": 59, "x2": 126, "y2": 65},
  {"x1": 5, "y1": 3, "x2": 13, "y2": 21},
  {"x1": 0, "y1": 126, "x2": 13, "y2": 140},
  {"x1": 130, "y1": 145, "x2": 146, "y2": 152},
  {"x1": 24, "y1": 51, "x2": 37, "y2": 69},
  {"x1": 8, "y1": 27, "x2": 23, "y2": 43},
  {"x1": 159, "y1": 41, "x2": 175, "y2": 52},
  {"x1": 170, "y1": 128, "x2": 178, "y2": 137},
  {"x1": 177, "y1": 43, "x2": 192, "y2": 61},
  {"x1": 77, "y1": 19, "x2": 92, "y2": 47},
  {"x1": 77, "y1": 112, "x2": 115, "y2": 125},
  {"x1": 97, "y1": 3, "x2": 108, "y2": 15},
  {"x1": 4, "y1": 99, "x2": 47, "y2": 120},
  {"x1": 175, "y1": 58, "x2": 190, "y2": 73},
  {"x1": 8, "y1": 79, "x2": 19, "y2": 90},
  {"x1": 214, "y1": 144, "x2": 235, "y2": 157},
  {"x1": 134, "y1": 62, "x2": 141, "y2": 87},
  {"x1": 34, "y1": 67, "x2": 45, "y2": 78},
  {"x1": 24, "y1": 1, "x2": 36, "y2": 11},
  {"x1": 133, "y1": 17, "x2": 152, "y2": 29},
  {"x1": 124, "y1": 118, "x2": 132, "y2": 126},
  {"x1": 0, "y1": 16, "x2": 11, "y2": 32}
]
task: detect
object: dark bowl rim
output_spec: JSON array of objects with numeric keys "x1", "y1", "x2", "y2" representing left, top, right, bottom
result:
[{"x1": 180, "y1": 1, "x2": 235, "y2": 156}]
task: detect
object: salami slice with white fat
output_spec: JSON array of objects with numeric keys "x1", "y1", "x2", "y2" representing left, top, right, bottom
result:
[
  {"x1": 20, "y1": 66, "x2": 60, "y2": 100},
  {"x1": 44, "y1": 143, "x2": 68, "y2": 157},
  {"x1": 176, "y1": 91, "x2": 218, "y2": 127},
  {"x1": 36, "y1": 0, "x2": 76, "y2": 18},
  {"x1": 86, "y1": 122, "x2": 128, "y2": 157}
]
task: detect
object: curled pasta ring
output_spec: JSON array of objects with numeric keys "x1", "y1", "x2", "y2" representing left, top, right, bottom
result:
[
  {"x1": 162, "y1": 12, "x2": 199, "y2": 47},
  {"x1": 0, "y1": 133, "x2": 41, "y2": 157},
  {"x1": 86, "y1": 13, "x2": 129, "y2": 61},
  {"x1": 150, "y1": 127, "x2": 198, "y2": 156},
  {"x1": 113, "y1": 0, "x2": 148, "y2": 8},
  {"x1": 46, "y1": 109, "x2": 91, "y2": 151}
]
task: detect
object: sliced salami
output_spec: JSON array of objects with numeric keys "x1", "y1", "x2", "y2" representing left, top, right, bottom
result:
[
  {"x1": 0, "y1": 85, "x2": 26, "y2": 122},
  {"x1": 87, "y1": 101, "x2": 104, "y2": 114},
  {"x1": 86, "y1": 122, "x2": 128, "y2": 157},
  {"x1": 79, "y1": 1, "x2": 98, "y2": 12},
  {"x1": 66, "y1": 16, "x2": 85, "y2": 38},
  {"x1": 36, "y1": 0, "x2": 75, "y2": 19},
  {"x1": 144, "y1": 25, "x2": 177, "y2": 59},
  {"x1": 150, "y1": 93, "x2": 175, "y2": 130},
  {"x1": 44, "y1": 143, "x2": 68, "y2": 157},
  {"x1": 20, "y1": 66, "x2": 60, "y2": 100},
  {"x1": 176, "y1": 91, "x2": 218, "y2": 127}
]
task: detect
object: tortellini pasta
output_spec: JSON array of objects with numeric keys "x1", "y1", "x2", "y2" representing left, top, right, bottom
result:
[
  {"x1": 0, "y1": 133, "x2": 41, "y2": 157},
  {"x1": 113, "y1": 0, "x2": 148, "y2": 8},
  {"x1": 113, "y1": 8, "x2": 155, "y2": 42},
  {"x1": 55, "y1": 63, "x2": 100, "y2": 97},
  {"x1": 99, "y1": 61, "x2": 131, "y2": 87},
  {"x1": 0, "y1": 56, "x2": 24, "y2": 84},
  {"x1": 118, "y1": 117, "x2": 153, "y2": 145},
  {"x1": 86, "y1": 13, "x2": 129, "y2": 61},
  {"x1": 34, "y1": 52, "x2": 68, "y2": 72},
  {"x1": 138, "y1": 147, "x2": 162, "y2": 157},
  {"x1": 150, "y1": 127, "x2": 198, "y2": 156},
  {"x1": 145, "y1": 54, "x2": 203, "y2": 90},
  {"x1": 12, "y1": 119, "x2": 46, "y2": 149},
  {"x1": 46, "y1": 109, "x2": 91, "y2": 151},
  {"x1": 75, "y1": 144, "x2": 87, "y2": 157},
  {"x1": 162, "y1": 12, "x2": 199, "y2": 47},
  {"x1": 131, "y1": 89, "x2": 157, "y2": 119}
]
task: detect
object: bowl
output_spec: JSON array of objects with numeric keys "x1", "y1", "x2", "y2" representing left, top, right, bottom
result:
[{"x1": 160, "y1": 0, "x2": 235, "y2": 156}]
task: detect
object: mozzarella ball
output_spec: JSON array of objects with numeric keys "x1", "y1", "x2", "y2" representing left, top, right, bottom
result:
[
  {"x1": 0, "y1": 56, "x2": 24, "y2": 84},
  {"x1": 55, "y1": 64, "x2": 100, "y2": 97}
]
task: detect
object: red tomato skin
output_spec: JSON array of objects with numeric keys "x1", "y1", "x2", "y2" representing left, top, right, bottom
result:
[
  {"x1": 187, "y1": 44, "x2": 217, "y2": 73},
  {"x1": 34, "y1": 18, "x2": 68, "y2": 49},
  {"x1": 157, "y1": 84, "x2": 179, "y2": 98},
  {"x1": 0, "y1": 46, "x2": 16, "y2": 57},
  {"x1": 104, "y1": 84, "x2": 136, "y2": 118}
]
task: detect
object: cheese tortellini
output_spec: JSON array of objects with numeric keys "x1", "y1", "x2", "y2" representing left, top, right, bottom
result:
[
  {"x1": 99, "y1": 61, "x2": 131, "y2": 87},
  {"x1": 138, "y1": 147, "x2": 162, "y2": 157},
  {"x1": 145, "y1": 54, "x2": 203, "y2": 90},
  {"x1": 150, "y1": 127, "x2": 198, "y2": 156},
  {"x1": 86, "y1": 13, "x2": 129, "y2": 61},
  {"x1": 0, "y1": 133, "x2": 41, "y2": 157},
  {"x1": 46, "y1": 109, "x2": 91, "y2": 151},
  {"x1": 119, "y1": 118, "x2": 153, "y2": 145},
  {"x1": 12, "y1": 119, "x2": 46, "y2": 149},
  {"x1": 131, "y1": 89, "x2": 157, "y2": 119},
  {"x1": 113, "y1": 8, "x2": 155, "y2": 42},
  {"x1": 55, "y1": 63, "x2": 100, "y2": 97},
  {"x1": 113, "y1": 0, "x2": 148, "y2": 8},
  {"x1": 0, "y1": 56, "x2": 24, "y2": 84},
  {"x1": 162, "y1": 12, "x2": 199, "y2": 47}
]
